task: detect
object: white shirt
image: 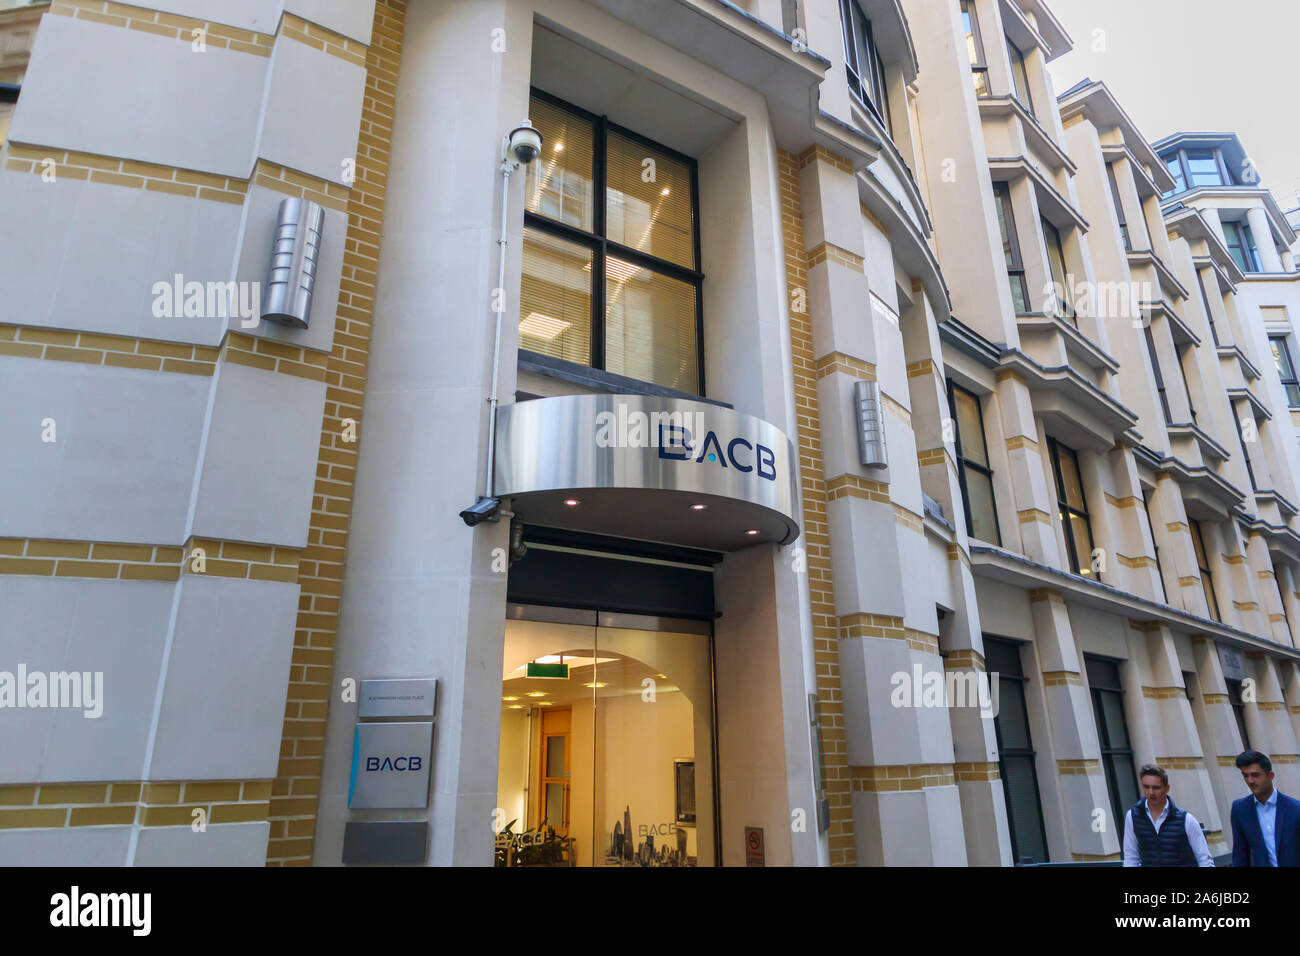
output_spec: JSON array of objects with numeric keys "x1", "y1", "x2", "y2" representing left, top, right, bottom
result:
[
  {"x1": 1253, "y1": 787, "x2": 1279, "y2": 866},
  {"x1": 1122, "y1": 800, "x2": 1215, "y2": 866}
]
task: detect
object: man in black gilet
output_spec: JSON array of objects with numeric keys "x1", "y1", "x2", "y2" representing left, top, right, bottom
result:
[{"x1": 1121, "y1": 764, "x2": 1215, "y2": 866}]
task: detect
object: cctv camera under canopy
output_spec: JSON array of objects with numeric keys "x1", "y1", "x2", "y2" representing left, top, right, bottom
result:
[{"x1": 506, "y1": 119, "x2": 542, "y2": 166}]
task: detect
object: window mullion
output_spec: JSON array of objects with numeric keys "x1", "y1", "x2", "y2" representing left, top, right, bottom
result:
[{"x1": 593, "y1": 113, "x2": 607, "y2": 372}]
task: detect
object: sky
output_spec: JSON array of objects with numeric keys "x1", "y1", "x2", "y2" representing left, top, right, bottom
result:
[{"x1": 1044, "y1": 0, "x2": 1300, "y2": 211}]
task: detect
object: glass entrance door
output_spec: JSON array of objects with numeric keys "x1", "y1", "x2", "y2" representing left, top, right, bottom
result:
[{"x1": 495, "y1": 610, "x2": 715, "y2": 867}]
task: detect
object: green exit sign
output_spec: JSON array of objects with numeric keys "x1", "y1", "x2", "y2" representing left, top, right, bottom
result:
[{"x1": 527, "y1": 662, "x2": 569, "y2": 679}]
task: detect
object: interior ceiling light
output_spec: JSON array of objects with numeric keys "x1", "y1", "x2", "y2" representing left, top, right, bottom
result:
[
  {"x1": 526, "y1": 691, "x2": 547, "y2": 698},
  {"x1": 564, "y1": 498, "x2": 580, "y2": 506},
  {"x1": 690, "y1": 503, "x2": 707, "y2": 511},
  {"x1": 502, "y1": 696, "x2": 520, "y2": 701},
  {"x1": 583, "y1": 681, "x2": 608, "y2": 689},
  {"x1": 519, "y1": 311, "x2": 571, "y2": 340},
  {"x1": 746, "y1": 529, "x2": 760, "y2": 535}
]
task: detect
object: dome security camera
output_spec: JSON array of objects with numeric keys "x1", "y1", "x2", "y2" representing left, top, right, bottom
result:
[{"x1": 505, "y1": 119, "x2": 543, "y2": 166}]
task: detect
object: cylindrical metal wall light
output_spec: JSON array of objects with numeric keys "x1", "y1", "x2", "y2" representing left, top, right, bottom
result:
[
  {"x1": 854, "y1": 379, "x2": 888, "y2": 468},
  {"x1": 261, "y1": 197, "x2": 325, "y2": 329}
]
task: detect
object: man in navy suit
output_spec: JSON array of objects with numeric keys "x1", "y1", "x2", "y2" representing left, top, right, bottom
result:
[{"x1": 1231, "y1": 750, "x2": 1300, "y2": 867}]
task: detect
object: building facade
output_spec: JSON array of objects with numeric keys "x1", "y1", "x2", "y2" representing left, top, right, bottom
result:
[{"x1": 1, "y1": 0, "x2": 1299, "y2": 867}]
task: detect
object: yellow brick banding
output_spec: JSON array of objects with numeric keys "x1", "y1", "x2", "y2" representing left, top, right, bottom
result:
[
  {"x1": 798, "y1": 143, "x2": 854, "y2": 174},
  {"x1": 916, "y1": 447, "x2": 949, "y2": 468},
  {"x1": 826, "y1": 473, "x2": 891, "y2": 503},
  {"x1": 1155, "y1": 756, "x2": 1205, "y2": 770},
  {"x1": 1029, "y1": 588, "x2": 1064, "y2": 604},
  {"x1": 5, "y1": 143, "x2": 248, "y2": 202},
  {"x1": 0, "y1": 779, "x2": 270, "y2": 829},
  {"x1": 222, "y1": 332, "x2": 331, "y2": 384},
  {"x1": 807, "y1": 242, "x2": 865, "y2": 272},
  {"x1": 1073, "y1": 851, "x2": 1121, "y2": 862},
  {"x1": 252, "y1": 159, "x2": 351, "y2": 213},
  {"x1": 1272, "y1": 754, "x2": 1300, "y2": 764},
  {"x1": 48, "y1": 0, "x2": 275, "y2": 55},
  {"x1": 281, "y1": 13, "x2": 368, "y2": 68},
  {"x1": 814, "y1": 351, "x2": 876, "y2": 380},
  {"x1": 1142, "y1": 686, "x2": 1185, "y2": 699},
  {"x1": 0, "y1": 324, "x2": 220, "y2": 374},
  {"x1": 0, "y1": 537, "x2": 299, "y2": 582},
  {"x1": 995, "y1": 368, "x2": 1026, "y2": 384},
  {"x1": 893, "y1": 504, "x2": 924, "y2": 534},
  {"x1": 1104, "y1": 493, "x2": 1141, "y2": 509},
  {"x1": 943, "y1": 649, "x2": 986, "y2": 672},
  {"x1": 947, "y1": 543, "x2": 970, "y2": 565},
  {"x1": 1005, "y1": 434, "x2": 1038, "y2": 452},
  {"x1": 1167, "y1": 521, "x2": 1190, "y2": 533},
  {"x1": 182, "y1": 537, "x2": 302, "y2": 583},
  {"x1": 1216, "y1": 755, "x2": 1238, "y2": 766},
  {"x1": 954, "y1": 762, "x2": 1000, "y2": 782},
  {"x1": 906, "y1": 358, "x2": 939, "y2": 379},
  {"x1": 267, "y1": 0, "x2": 414, "y2": 867},
  {"x1": 1178, "y1": 575, "x2": 1202, "y2": 588},
  {"x1": 1018, "y1": 507, "x2": 1052, "y2": 525},
  {"x1": 1233, "y1": 601, "x2": 1259, "y2": 611},
  {"x1": 1203, "y1": 693, "x2": 1229, "y2": 705},
  {"x1": 1057, "y1": 759, "x2": 1101, "y2": 775},
  {"x1": 1117, "y1": 554, "x2": 1158, "y2": 569},
  {"x1": 851, "y1": 763, "x2": 956, "y2": 792},
  {"x1": 1043, "y1": 671, "x2": 1083, "y2": 686},
  {"x1": 1256, "y1": 701, "x2": 1286, "y2": 712}
]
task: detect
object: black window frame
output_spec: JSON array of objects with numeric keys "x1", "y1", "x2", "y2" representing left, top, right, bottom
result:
[
  {"x1": 1223, "y1": 220, "x2": 1262, "y2": 274},
  {"x1": 993, "y1": 181, "x2": 1029, "y2": 313},
  {"x1": 1197, "y1": 269, "x2": 1221, "y2": 347},
  {"x1": 840, "y1": 0, "x2": 894, "y2": 135},
  {"x1": 1141, "y1": 488, "x2": 1169, "y2": 603},
  {"x1": 960, "y1": 0, "x2": 990, "y2": 97},
  {"x1": 1176, "y1": 343, "x2": 1199, "y2": 425},
  {"x1": 1233, "y1": 412, "x2": 1257, "y2": 492},
  {"x1": 1006, "y1": 36, "x2": 1034, "y2": 116},
  {"x1": 1189, "y1": 518, "x2": 1220, "y2": 621},
  {"x1": 984, "y1": 636, "x2": 1050, "y2": 864},
  {"x1": 1040, "y1": 216, "x2": 1075, "y2": 324},
  {"x1": 1047, "y1": 437, "x2": 1095, "y2": 578},
  {"x1": 947, "y1": 380, "x2": 1002, "y2": 545},
  {"x1": 1105, "y1": 162, "x2": 1130, "y2": 252},
  {"x1": 521, "y1": 88, "x2": 706, "y2": 397},
  {"x1": 1225, "y1": 678, "x2": 1251, "y2": 749},
  {"x1": 1143, "y1": 324, "x2": 1172, "y2": 424},
  {"x1": 1085, "y1": 654, "x2": 1140, "y2": 835},
  {"x1": 1162, "y1": 148, "x2": 1233, "y2": 198},
  {"x1": 1271, "y1": 334, "x2": 1300, "y2": 406}
]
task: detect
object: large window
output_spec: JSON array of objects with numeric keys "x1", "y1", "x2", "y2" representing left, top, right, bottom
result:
[
  {"x1": 521, "y1": 91, "x2": 703, "y2": 394},
  {"x1": 960, "y1": 0, "x2": 989, "y2": 96},
  {"x1": 1041, "y1": 218, "x2": 1075, "y2": 323},
  {"x1": 497, "y1": 614, "x2": 716, "y2": 867},
  {"x1": 1164, "y1": 155, "x2": 1186, "y2": 195},
  {"x1": 1176, "y1": 346, "x2": 1199, "y2": 424},
  {"x1": 1185, "y1": 150, "x2": 1225, "y2": 187},
  {"x1": 1233, "y1": 413, "x2": 1257, "y2": 491},
  {"x1": 993, "y1": 182, "x2": 1029, "y2": 312},
  {"x1": 1162, "y1": 148, "x2": 1230, "y2": 197},
  {"x1": 1142, "y1": 488, "x2": 1168, "y2": 603},
  {"x1": 984, "y1": 638, "x2": 1049, "y2": 864},
  {"x1": 1106, "y1": 163, "x2": 1130, "y2": 251},
  {"x1": 1271, "y1": 335, "x2": 1300, "y2": 406},
  {"x1": 1226, "y1": 678, "x2": 1251, "y2": 749},
  {"x1": 1197, "y1": 272, "x2": 1221, "y2": 347},
  {"x1": 1144, "y1": 326, "x2": 1172, "y2": 423},
  {"x1": 840, "y1": 0, "x2": 893, "y2": 134},
  {"x1": 1223, "y1": 221, "x2": 1262, "y2": 274},
  {"x1": 948, "y1": 382, "x2": 1001, "y2": 544},
  {"x1": 1006, "y1": 38, "x2": 1034, "y2": 116},
  {"x1": 1189, "y1": 519, "x2": 1220, "y2": 621},
  {"x1": 1047, "y1": 437, "x2": 1096, "y2": 577},
  {"x1": 1085, "y1": 655, "x2": 1140, "y2": 835}
]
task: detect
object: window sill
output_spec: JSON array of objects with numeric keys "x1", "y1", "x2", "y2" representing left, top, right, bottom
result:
[{"x1": 517, "y1": 350, "x2": 731, "y2": 409}]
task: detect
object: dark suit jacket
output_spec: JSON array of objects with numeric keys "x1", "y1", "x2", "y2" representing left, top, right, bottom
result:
[{"x1": 1231, "y1": 790, "x2": 1300, "y2": 866}]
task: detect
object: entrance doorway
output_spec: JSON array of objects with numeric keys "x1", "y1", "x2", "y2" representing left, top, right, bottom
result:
[{"x1": 495, "y1": 608, "x2": 716, "y2": 866}]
